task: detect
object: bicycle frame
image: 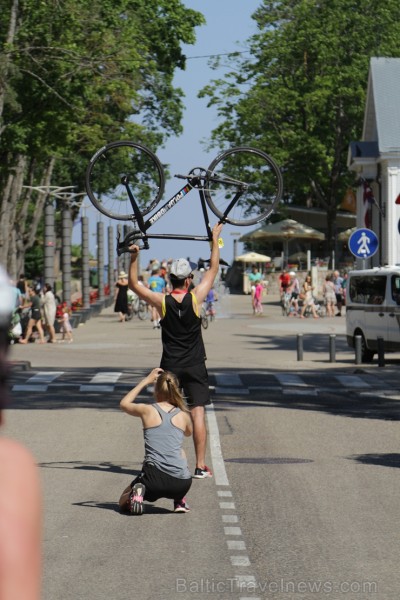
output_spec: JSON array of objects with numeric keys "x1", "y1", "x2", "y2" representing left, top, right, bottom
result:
[
  {"x1": 117, "y1": 174, "x2": 215, "y2": 255},
  {"x1": 116, "y1": 168, "x2": 246, "y2": 255}
]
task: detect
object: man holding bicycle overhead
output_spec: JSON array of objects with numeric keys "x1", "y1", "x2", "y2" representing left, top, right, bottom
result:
[{"x1": 128, "y1": 222, "x2": 223, "y2": 479}]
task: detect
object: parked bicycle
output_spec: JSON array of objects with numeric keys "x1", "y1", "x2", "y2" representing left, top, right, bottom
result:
[{"x1": 85, "y1": 141, "x2": 283, "y2": 254}]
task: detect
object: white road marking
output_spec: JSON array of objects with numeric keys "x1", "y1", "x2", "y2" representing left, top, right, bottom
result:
[
  {"x1": 231, "y1": 556, "x2": 251, "y2": 567},
  {"x1": 13, "y1": 371, "x2": 64, "y2": 392},
  {"x1": 222, "y1": 515, "x2": 239, "y2": 523},
  {"x1": 206, "y1": 404, "x2": 229, "y2": 486},
  {"x1": 224, "y1": 527, "x2": 242, "y2": 535},
  {"x1": 335, "y1": 375, "x2": 370, "y2": 388},
  {"x1": 227, "y1": 540, "x2": 246, "y2": 550},
  {"x1": 220, "y1": 502, "x2": 235, "y2": 510},
  {"x1": 274, "y1": 373, "x2": 308, "y2": 386}
]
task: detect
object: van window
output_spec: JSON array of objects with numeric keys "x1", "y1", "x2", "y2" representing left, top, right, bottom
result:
[
  {"x1": 391, "y1": 275, "x2": 400, "y2": 305},
  {"x1": 349, "y1": 276, "x2": 386, "y2": 305}
]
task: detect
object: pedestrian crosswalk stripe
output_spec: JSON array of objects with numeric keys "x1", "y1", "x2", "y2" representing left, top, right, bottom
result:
[
  {"x1": 215, "y1": 373, "x2": 243, "y2": 386},
  {"x1": 90, "y1": 372, "x2": 123, "y2": 383},
  {"x1": 274, "y1": 373, "x2": 308, "y2": 386},
  {"x1": 79, "y1": 385, "x2": 115, "y2": 393},
  {"x1": 13, "y1": 384, "x2": 49, "y2": 392},
  {"x1": 29, "y1": 371, "x2": 64, "y2": 382},
  {"x1": 12, "y1": 371, "x2": 64, "y2": 392},
  {"x1": 334, "y1": 375, "x2": 370, "y2": 388}
]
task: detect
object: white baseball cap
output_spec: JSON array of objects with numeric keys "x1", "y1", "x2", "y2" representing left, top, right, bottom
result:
[{"x1": 169, "y1": 258, "x2": 197, "y2": 280}]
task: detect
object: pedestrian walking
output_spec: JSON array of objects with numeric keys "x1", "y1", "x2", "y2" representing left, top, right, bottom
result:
[
  {"x1": 128, "y1": 222, "x2": 223, "y2": 478},
  {"x1": 333, "y1": 270, "x2": 344, "y2": 316},
  {"x1": 59, "y1": 303, "x2": 73, "y2": 343},
  {"x1": 42, "y1": 283, "x2": 57, "y2": 343},
  {"x1": 299, "y1": 275, "x2": 319, "y2": 319},
  {"x1": 322, "y1": 273, "x2": 337, "y2": 317},
  {"x1": 118, "y1": 368, "x2": 192, "y2": 514},
  {"x1": 19, "y1": 287, "x2": 46, "y2": 344},
  {"x1": 114, "y1": 271, "x2": 129, "y2": 322}
]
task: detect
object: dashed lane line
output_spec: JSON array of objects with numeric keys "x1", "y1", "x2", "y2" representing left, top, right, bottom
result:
[{"x1": 207, "y1": 403, "x2": 259, "y2": 598}]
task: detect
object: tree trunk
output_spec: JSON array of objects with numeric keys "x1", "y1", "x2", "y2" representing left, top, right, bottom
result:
[{"x1": 0, "y1": 0, "x2": 19, "y2": 138}]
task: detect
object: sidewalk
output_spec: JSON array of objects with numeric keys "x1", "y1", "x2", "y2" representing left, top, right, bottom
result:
[{"x1": 8, "y1": 292, "x2": 400, "y2": 380}]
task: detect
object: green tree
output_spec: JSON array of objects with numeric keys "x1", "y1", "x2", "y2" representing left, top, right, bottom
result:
[
  {"x1": 0, "y1": 0, "x2": 205, "y2": 275},
  {"x1": 200, "y1": 0, "x2": 400, "y2": 253}
]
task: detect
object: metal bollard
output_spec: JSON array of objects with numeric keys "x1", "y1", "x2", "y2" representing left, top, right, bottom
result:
[
  {"x1": 329, "y1": 334, "x2": 336, "y2": 363},
  {"x1": 297, "y1": 334, "x2": 303, "y2": 361},
  {"x1": 377, "y1": 337, "x2": 385, "y2": 368},
  {"x1": 355, "y1": 335, "x2": 362, "y2": 365}
]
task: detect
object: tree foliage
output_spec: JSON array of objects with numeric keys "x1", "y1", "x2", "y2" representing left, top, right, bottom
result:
[
  {"x1": 0, "y1": 0, "x2": 204, "y2": 276},
  {"x1": 200, "y1": 0, "x2": 400, "y2": 251}
]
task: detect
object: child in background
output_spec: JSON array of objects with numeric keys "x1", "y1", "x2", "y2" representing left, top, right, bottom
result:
[
  {"x1": 59, "y1": 303, "x2": 73, "y2": 343},
  {"x1": 253, "y1": 281, "x2": 264, "y2": 315}
]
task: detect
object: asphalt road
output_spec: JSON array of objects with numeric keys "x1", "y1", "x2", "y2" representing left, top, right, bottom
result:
[{"x1": 4, "y1": 294, "x2": 400, "y2": 599}]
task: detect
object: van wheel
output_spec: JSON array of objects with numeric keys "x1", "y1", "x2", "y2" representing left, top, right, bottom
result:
[{"x1": 355, "y1": 332, "x2": 374, "y2": 363}]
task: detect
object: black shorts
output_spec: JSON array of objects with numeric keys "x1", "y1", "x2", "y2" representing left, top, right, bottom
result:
[
  {"x1": 165, "y1": 362, "x2": 210, "y2": 408},
  {"x1": 131, "y1": 462, "x2": 192, "y2": 502}
]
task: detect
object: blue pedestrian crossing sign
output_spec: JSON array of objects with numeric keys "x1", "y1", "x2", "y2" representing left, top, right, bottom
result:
[{"x1": 348, "y1": 228, "x2": 378, "y2": 258}]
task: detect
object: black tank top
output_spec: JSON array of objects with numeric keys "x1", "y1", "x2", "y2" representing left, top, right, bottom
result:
[{"x1": 160, "y1": 292, "x2": 206, "y2": 368}]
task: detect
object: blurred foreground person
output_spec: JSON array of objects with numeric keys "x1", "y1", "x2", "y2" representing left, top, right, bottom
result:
[{"x1": 0, "y1": 266, "x2": 42, "y2": 600}]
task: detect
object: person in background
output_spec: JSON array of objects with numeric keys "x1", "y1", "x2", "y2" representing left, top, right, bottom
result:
[
  {"x1": 299, "y1": 274, "x2": 319, "y2": 319},
  {"x1": 59, "y1": 303, "x2": 73, "y2": 343},
  {"x1": 333, "y1": 270, "x2": 344, "y2": 316},
  {"x1": 248, "y1": 264, "x2": 262, "y2": 309},
  {"x1": 279, "y1": 269, "x2": 291, "y2": 295},
  {"x1": 288, "y1": 271, "x2": 300, "y2": 316},
  {"x1": 322, "y1": 273, "x2": 337, "y2": 317},
  {"x1": 42, "y1": 283, "x2": 57, "y2": 343},
  {"x1": 253, "y1": 280, "x2": 264, "y2": 315},
  {"x1": 114, "y1": 271, "x2": 129, "y2": 322},
  {"x1": 119, "y1": 368, "x2": 192, "y2": 514},
  {"x1": 16, "y1": 273, "x2": 29, "y2": 303},
  {"x1": 147, "y1": 265, "x2": 166, "y2": 329},
  {"x1": 19, "y1": 287, "x2": 46, "y2": 344}
]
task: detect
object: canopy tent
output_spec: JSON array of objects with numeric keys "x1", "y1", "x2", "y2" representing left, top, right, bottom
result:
[
  {"x1": 338, "y1": 227, "x2": 357, "y2": 241},
  {"x1": 239, "y1": 219, "x2": 325, "y2": 266},
  {"x1": 236, "y1": 251, "x2": 271, "y2": 263}
]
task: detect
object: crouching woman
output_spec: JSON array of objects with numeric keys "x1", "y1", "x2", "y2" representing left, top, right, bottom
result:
[{"x1": 119, "y1": 368, "x2": 193, "y2": 514}]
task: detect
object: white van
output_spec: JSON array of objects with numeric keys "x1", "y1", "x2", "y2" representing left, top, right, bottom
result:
[{"x1": 346, "y1": 266, "x2": 400, "y2": 362}]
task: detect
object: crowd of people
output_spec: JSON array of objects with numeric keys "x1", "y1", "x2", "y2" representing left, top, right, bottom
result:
[
  {"x1": 8, "y1": 275, "x2": 73, "y2": 345},
  {"x1": 279, "y1": 268, "x2": 348, "y2": 318}
]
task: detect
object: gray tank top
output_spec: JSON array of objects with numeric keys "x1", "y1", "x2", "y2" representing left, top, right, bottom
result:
[{"x1": 143, "y1": 404, "x2": 191, "y2": 479}]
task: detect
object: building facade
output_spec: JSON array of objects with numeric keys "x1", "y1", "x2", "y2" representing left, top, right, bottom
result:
[{"x1": 348, "y1": 57, "x2": 400, "y2": 267}]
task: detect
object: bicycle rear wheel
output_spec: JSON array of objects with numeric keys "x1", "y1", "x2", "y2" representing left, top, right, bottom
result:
[
  {"x1": 85, "y1": 141, "x2": 165, "y2": 221},
  {"x1": 138, "y1": 301, "x2": 148, "y2": 320},
  {"x1": 201, "y1": 308, "x2": 209, "y2": 329},
  {"x1": 204, "y1": 146, "x2": 283, "y2": 226}
]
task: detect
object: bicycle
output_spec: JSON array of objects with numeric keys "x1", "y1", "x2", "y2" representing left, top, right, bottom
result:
[
  {"x1": 200, "y1": 305, "x2": 209, "y2": 330},
  {"x1": 126, "y1": 293, "x2": 148, "y2": 320},
  {"x1": 85, "y1": 141, "x2": 283, "y2": 254},
  {"x1": 281, "y1": 292, "x2": 292, "y2": 316}
]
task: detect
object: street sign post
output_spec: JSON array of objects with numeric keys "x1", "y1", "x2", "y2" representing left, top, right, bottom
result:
[{"x1": 348, "y1": 228, "x2": 379, "y2": 261}]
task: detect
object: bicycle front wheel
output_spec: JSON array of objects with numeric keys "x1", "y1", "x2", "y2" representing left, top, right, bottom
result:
[
  {"x1": 85, "y1": 141, "x2": 165, "y2": 221},
  {"x1": 205, "y1": 146, "x2": 283, "y2": 226}
]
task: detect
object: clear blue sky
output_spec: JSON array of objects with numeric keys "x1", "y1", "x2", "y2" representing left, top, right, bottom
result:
[{"x1": 76, "y1": 0, "x2": 261, "y2": 267}]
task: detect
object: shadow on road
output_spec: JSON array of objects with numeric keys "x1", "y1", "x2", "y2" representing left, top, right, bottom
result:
[{"x1": 346, "y1": 453, "x2": 400, "y2": 469}]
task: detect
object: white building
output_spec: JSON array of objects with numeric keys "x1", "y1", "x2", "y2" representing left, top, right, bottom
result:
[{"x1": 348, "y1": 57, "x2": 400, "y2": 267}]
